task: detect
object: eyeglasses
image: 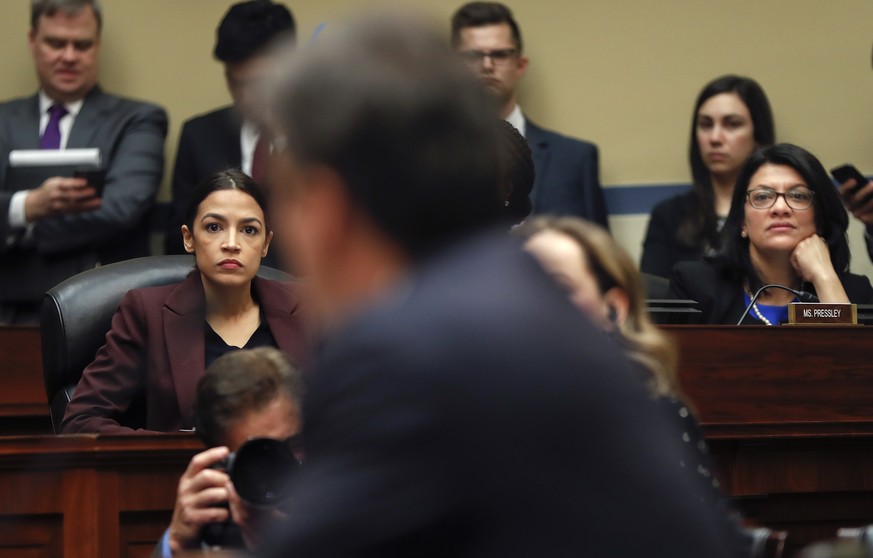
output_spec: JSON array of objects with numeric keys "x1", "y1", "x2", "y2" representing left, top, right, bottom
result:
[
  {"x1": 459, "y1": 48, "x2": 518, "y2": 67},
  {"x1": 746, "y1": 187, "x2": 815, "y2": 210}
]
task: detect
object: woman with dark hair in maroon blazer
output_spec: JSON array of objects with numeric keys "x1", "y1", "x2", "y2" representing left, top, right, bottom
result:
[{"x1": 61, "y1": 169, "x2": 308, "y2": 434}]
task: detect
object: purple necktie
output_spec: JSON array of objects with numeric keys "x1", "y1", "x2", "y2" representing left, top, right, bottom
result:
[{"x1": 40, "y1": 104, "x2": 68, "y2": 150}]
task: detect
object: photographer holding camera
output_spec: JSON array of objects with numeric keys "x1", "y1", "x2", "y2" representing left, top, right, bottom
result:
[{"x1": 156, "y1": 347, "x2": 303, "y2": 557}]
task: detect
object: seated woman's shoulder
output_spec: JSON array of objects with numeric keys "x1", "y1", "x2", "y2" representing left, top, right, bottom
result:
[
  {"x1": 841, "y1": 271, "x2": 873, "y2": 303},
  {"x1": 671, "y1": 257, "x2": 726, "y2": 282},
  {"x1": 652, "y1": 190, "x2": 697, "y2": 217}
]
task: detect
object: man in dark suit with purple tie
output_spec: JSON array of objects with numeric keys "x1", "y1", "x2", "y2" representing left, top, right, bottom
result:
[
  {"x1": 0, "y1": 0, "x2": 167, "y2": 324},
  {"x1": 165, "y1": 0, "x2": 295, "y2": 256},
  {"x1": 451, "y1": 2, "x2": 609, "y2": 228}
]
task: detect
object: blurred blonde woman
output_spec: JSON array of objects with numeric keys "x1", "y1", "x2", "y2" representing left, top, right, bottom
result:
[
  {"x1": 519, "y1": 216, "x2": 677, "y2": 396},
  {"x1": 517, "y1": 216, "x2": 755, "y2": 557}
]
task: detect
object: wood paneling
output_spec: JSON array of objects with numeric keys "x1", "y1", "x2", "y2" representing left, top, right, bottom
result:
[
  {"x1": 0, "y1": 327, "x2": 50, "y2": 435},
  {"x1": 0, "y1": 435, "x2": 201, "y2": 558},
  {"x1": 0, "y1": 514, "x2": 63, "y2": 558},
  {"x1": 1, "y1": 326, "x2": 871, "y2": 555},
  {"x1": 669, "y1": 325, "x2": 873, "y2": 554}
]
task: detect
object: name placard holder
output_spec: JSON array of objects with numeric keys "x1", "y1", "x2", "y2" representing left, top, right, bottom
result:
[{"x1": 788, "y1": 303, "x2": 857, "y2": 325}]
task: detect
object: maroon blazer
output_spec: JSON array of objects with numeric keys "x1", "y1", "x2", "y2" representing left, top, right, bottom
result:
[{"x1": 61, "y1": 270, "x2": 308, "y2": 434}]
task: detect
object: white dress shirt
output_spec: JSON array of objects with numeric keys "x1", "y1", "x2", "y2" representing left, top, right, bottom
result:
[
  {"x1": 240, "y1": 119, "x2": 261, "y2": 177},
  {"x1": 504, "y1": 104, "x2": 526, "y2": 138},
  {"x1": 7, "y1": 92, "x2": 84, "y2": 229}
]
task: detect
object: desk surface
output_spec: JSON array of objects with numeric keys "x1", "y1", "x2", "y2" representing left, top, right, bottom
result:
[
  {"x1": 1, "y1": 325, "x2": 872, "y2": 555},
  {"x1": 0, "y1": 326, "x2": 48, "y2": 428},
  {"x1": 667, "y1": 325, "x2": 873, "y2": 438},
  {"x1": 665, "y1": 325, "x2": 873, "y2": 552},
  {"x1": 0, "y1": 434, "x2": 202, "y2": 558}
]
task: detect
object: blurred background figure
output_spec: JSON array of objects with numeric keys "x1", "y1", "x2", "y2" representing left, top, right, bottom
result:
[
  {"x1": 839, "y1": 176, "x2": 873, "y2": 262},
  {"x1": 165, "y1": 0, "x2": 295, "y2": 259},
  {"x1": 641, "y1": 75, "x2": 774, "y2": 278},
  {"x1": 835, "y1": 41, "x2": 873, "y2": 263},
  {"x1": 63, "y1": 170, "x2": 307, "y2": 433},
  {"x1": 669, "y1": 143, "x2": 873, "y2": 324},
  {"x1": 159, "y1": 347, "x2": 303, "y2": 556}
]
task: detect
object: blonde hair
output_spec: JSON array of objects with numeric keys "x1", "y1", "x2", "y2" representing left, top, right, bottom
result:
[{"x1": 518, "y1": 216, "x2": 679, "y2": 397}]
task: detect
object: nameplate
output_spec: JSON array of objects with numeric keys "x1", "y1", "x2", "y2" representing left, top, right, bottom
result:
[{"x1": 788, "y1": 303, "x2": 857, "y2": 325}]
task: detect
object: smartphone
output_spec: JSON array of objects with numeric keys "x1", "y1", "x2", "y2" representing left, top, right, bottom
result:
[
  {"x1": 73, "y1": 167, "x2": 106, "y2": 197},
  {"x1": 830, "y1": 164, "x2": 868, "y2": 196}
]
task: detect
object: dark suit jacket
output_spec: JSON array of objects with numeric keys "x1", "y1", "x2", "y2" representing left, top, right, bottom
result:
[
  {"x1": 61, "y1": 270, "x2": 308, "y2": 434},
  {"x1": 0, "y1": 86, "x2": 167, "y2": 303},
  {"x1": 268, "y1": 234, "x2": 740, "y2": 557},
  {"x1": 669, "y1": 259, "x2": 873, "y2": 324},
  {"x1": 165, "y1": 106, "x2": 242, "y2": 255},
  {"x1": 525, "y1": 119, "x2": 608, "y2": 229},
  {"x1": 866, "y1": 230, "x2": 873, "y2": 262},
  {"x1": 641, "y1": 191, "x2": 711, "y2": 278}
]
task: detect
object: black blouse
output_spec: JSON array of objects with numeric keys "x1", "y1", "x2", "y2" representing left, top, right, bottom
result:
[{"x1": 204, "y1": 317, "x2": 277, "y2": 369}]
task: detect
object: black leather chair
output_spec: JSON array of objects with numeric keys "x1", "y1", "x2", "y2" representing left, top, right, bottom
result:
[
  {"x1": 41, "y1": 255, "x2": 292, "y2": 433},
  {"x1": 642, "y1": 272, "x2": 670, "y2": 300}
]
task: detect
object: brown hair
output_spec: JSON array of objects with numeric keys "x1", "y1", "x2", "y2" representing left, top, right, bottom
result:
[
  {"x1": 31, "y1": 0, "x2": 102, "y2": 32},
  {"x1": 193, "y1": 347, "x2": 303, "y2": 447}
]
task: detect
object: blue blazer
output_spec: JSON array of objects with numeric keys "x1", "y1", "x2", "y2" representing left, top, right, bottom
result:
[{"x1": 525, "y1": 119, "x2": 608, "y2": 228}]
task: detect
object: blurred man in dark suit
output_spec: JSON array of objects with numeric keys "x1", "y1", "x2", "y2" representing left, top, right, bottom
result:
[
  {"x1": 452, "y1": 1, "x2": 609, "y2": 228},
  {"x1": 165, "y1": 0, "x2": 294, "y2": 256},
  {"x1": 0, "y1": 0, "x2": 167, "y2": 324},
  {"x1": 263, "y1": 12, "x2": 741, "y2": 558}
]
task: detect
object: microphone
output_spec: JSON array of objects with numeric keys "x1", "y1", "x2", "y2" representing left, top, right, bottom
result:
[{"x1": 736, "y1": 284, "x2": 820, "y2": 325}]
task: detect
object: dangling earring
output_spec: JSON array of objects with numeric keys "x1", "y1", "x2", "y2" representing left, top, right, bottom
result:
[{"x1": 741, "y1": 230, "x2": 748, "y2": 238}]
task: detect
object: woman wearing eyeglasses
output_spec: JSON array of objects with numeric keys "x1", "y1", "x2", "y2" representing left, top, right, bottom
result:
[{"x1": 669, "y1": 143, "x2": 873, "y2": 325}]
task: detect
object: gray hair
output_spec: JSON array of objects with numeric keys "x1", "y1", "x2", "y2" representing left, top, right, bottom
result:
[
  {"x1": 31, "y1": 0, "x2": 102, "y2": 33},
  {"x1": 270, "y1": 13, "x2": 503, "y2": 260},
  {"x1": 193, "y1": 347, "x2": 304, "y2": 448}
]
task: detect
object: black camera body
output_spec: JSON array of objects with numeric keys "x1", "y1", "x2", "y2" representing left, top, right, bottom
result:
[
  {"x1": 212, "y1": 437, "x2": 300, "y2": 508},
  {"x1": 201, "y1": 437, "x2": 300, "y2": 548}
]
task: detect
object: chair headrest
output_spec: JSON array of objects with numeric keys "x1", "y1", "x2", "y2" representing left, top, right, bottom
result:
[{"x1": 40, "y1": 256, "x2": 197, "y2": 400}]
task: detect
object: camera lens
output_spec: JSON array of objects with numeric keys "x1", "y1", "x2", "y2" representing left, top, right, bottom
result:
[{"x1": 230, "y1": 438, "x2": 299, "y2": 507}]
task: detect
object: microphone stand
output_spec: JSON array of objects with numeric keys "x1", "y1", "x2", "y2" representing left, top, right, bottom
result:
[{"x1": 736, "y1": 284, "x2": 820, "y2": 325}]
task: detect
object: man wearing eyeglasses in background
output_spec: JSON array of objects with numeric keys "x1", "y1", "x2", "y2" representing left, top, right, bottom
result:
[{"x1": 451, "y1": 2, "x2": 608, "y2": 229}]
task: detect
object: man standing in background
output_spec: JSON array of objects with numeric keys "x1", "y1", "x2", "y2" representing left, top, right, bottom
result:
[
  {"x1": 451, "y1": 1, "x2": 609, "y2": 228},
  {"x1": 165, "y1": 0, "x2": 294, "y2": 257},
  {"x1": 0, "y1": 0, "x2": 167, "y2": 324}
]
